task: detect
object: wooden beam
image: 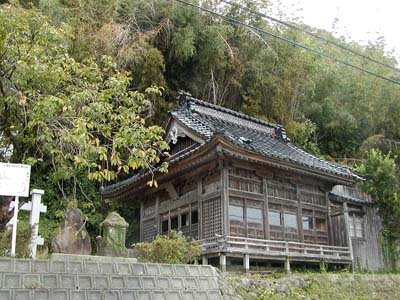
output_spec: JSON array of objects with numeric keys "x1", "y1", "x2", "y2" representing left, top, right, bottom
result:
[{"x1": 165, "y1": 182, "x2": 178, "y2": 200}]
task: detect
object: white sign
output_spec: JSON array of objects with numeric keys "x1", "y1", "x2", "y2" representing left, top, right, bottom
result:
[{"x1": 0, "y1": 163, "x2": 31, "y2": 197}]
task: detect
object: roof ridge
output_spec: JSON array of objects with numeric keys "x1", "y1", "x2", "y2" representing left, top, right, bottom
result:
[{"x1": 179, "y1": 93, "x2": 281, "y2": 130}]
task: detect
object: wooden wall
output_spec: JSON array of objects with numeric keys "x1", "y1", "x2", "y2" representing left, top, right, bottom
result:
[
  {"x1": 139, "y1": 164, "x2": 223, "y2": 242},
  {"x1": 136, "y1": 158, "x2": 383, "y2": 270},
  {"x1": 330, "y1": 200, "x2": 384, "y2": 271},
  {"x1": 352, "y1": 206, "x2": 383, "y2": 271}
]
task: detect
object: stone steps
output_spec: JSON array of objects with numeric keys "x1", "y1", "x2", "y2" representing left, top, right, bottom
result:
[{"x1": 0, "y1": 255, "x2": 223, "y2": 300}]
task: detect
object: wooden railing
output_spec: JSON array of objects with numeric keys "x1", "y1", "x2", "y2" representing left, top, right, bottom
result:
[{"x1": 200, "y1": 235, "x2": 351, "y2": 261}]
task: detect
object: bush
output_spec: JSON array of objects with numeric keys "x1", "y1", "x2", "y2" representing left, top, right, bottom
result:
[
  {"x1": 0, "y1": 221, "x2": 33, "y2": 258},
  {"x1": 134, "y1": 231, "x2": 201, "y2": 264}
]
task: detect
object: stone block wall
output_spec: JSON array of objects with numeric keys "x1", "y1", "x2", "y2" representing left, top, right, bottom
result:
[{"x1": 0, "y1": 255, "x2": 222, "y2": 300}]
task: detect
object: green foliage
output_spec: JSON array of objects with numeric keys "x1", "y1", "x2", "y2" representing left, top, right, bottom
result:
[
  {"x1": 3, "y1": 0, "x2": 400, "y2": 253},
  {"x1": 0, "y1": 4, "x2": 168, "y2": 243},
  {"x1": 134, "y1": 231, "x2": 201, "y2": 264},
  {"x1": 0, "y1": 221, "x2": 33, "y2": 258},
  {"x1": 233, "y1": 273, "x2": 400, "y2": 300},
  {"x1": 357, "y1": 149, "x2": 400, "y2": 269},
  {"x1": 285, "y1": 119, "x2": 320, "y2": 156}
]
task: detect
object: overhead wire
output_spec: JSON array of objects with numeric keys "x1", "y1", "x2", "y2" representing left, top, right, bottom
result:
[
  {"x1": 220, "y1": 0, "x2": 400, "y2": 74},
  {"x1": 172, "y1": 0, "x2": 400, "y2": 86}
]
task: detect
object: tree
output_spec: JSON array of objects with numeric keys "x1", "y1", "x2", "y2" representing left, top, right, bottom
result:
[
  {"x1": 357, "y1": 149, "x2": 400, "y2": 269},
  {"x1": 0, "y1": 5, "x2": 168, "y2": 231}
]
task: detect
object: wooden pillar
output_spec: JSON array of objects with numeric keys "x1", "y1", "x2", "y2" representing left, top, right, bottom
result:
[
  {"x1": 197, "y1": 179, "x2": 203, "y2": 239},
  {"x1": 284, "y1": 257, "x2": 291, "y2": 274},
  {"x1": 327, "y1": 193, "x2": 334, "y2": 245},
  {"x1": 155, "y1": 195, "x2": 160, "y2": 235},
  {"x1": 220, "y1": 254, "x2": 227, "y2": 272},
  {"x1": 343, "y1": 202, "x2": 354, "y2": 271},
  {"x1": 202, "y1": 256, "x2": 208, "y2": 265},
  {"x1": 263, "y1": 178, "x2": 270, "y2": 240},
  {"x1": 296, "y1": 184, "x2": 304, "y2": 243},
  {"x1": 243, "y1": 254, "x2": 250, "y2": 273},
  {"x1": 139, "y1": 200, "x2": 144, "y2": 241},
  {"x1": 221, "y1": 167, "x2": 229, "y2": 236}
]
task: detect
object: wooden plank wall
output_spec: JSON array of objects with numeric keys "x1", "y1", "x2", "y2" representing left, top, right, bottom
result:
[
  {"x1": 330, "y1": 201, "x2": 384, "y2": 271},
  {"x1": 351, "y1": 206, "x2": 384, "y2": 271}
]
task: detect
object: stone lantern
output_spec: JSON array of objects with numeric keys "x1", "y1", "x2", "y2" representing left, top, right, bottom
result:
[{"x1": 98, "y1": 211, "x2": 129, "y2": 257}]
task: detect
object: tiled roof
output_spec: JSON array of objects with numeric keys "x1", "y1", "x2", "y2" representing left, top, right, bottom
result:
[
  {"x1": 172, "y1": 94, "x2": 361, "y2": 180},
  {"x1": 101, "y1": 94, "x2": 361, "y2": 195},
  {"x1": 328, "y1": 192, "x2": 371, "y2": 205},
  {"x1": 100, "y1": 142, "x2": 205, "y2": 195}
]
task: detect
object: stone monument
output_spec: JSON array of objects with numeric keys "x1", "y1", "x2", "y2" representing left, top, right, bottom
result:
[
  {"x1": 51, "y1": 208, "x2": 91, "y2": 255},
  {"x1": 98, "y1": 211, "x2": 129, "y2": 257}
]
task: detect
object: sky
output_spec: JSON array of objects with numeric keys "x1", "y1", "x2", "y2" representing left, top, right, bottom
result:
[{"x1": 269, "y1": 0, "x2": 400, "y2": 59}]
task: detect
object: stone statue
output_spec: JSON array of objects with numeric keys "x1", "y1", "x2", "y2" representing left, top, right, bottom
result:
[
  {"x1": 98, "y1": 211, "x2": 129, "y2": 257},
  {"x1": 51, "y1": 208, "x2": 91, "y2": 255}
]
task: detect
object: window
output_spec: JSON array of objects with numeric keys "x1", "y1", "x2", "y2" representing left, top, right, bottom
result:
[
  {"x1": 268, "y1": 211, "x2": 281, "y2": 226},
  {"x1": 191, "y1": 210, "x2": 199, "y2": 225},
  {"x1": 181, "y1": 213, "x2": 189, "y2": 227},
  {"x1": 161, "y1": 220, "x2": 169, "y2": 234},
  {"x1": 171, "y1": 216, "x2": 178, "y2": 230},
  {"x1": 302, "y1": 216, "x2": 313, "y2": 230},
  {"x1": 247, "y1": 207, "x2": 263, "y2": 227},
  {"x1": 284, "y1": 213, "x2": 297, "y2": 229},
  {"x1": 315, "y1": 218, "x2": 327, "y2": 232},
  {"x1": 229, "y1": 205, "x2": 244, "y2": 223},
  {"x1": 349, "y1": 214, "x2": 364, "y2": 238},
  {"x1": 159, "y1": 209, "x2": 198, "y2": 237}
]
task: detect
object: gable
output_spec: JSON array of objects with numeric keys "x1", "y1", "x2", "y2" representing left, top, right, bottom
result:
[{"x1": 165, "y1": 119, "x2": 204, "y2": 158}]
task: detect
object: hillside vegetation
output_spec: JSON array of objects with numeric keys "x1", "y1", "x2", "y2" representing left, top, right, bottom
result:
[
  {"x1": 1, "y1": 0, "x2": 400, "y2": 255},
  {"x1": 227, "y1": 273, "x2": 400, "y2": 300}
]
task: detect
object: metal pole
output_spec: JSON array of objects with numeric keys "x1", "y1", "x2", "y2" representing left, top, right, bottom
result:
[{"x1": 10, "y1": 196, "x2": 19, "y2": 256}]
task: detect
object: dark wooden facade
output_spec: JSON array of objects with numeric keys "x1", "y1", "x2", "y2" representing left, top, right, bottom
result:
[{"x1": 102, "y1": 95, "x2": 384, "y2": 271}]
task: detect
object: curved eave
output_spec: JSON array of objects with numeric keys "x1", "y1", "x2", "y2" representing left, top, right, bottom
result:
[
  {"x1": 100, "y1": 137, "x2": 222, "y2": 200},
  {"x1": 329, "y1": 192, "x2": 372, "y2": 206},
  {"x1": 216, "y1": 138, "x2": 360, "y2": 186}
]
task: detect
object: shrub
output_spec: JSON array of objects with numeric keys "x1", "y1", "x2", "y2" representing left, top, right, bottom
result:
[
  {"x1": 0, "y1": 221, "x2": 33, "y2": 258},
  {"x1": 134, "y1": 231, "x2": 201, "y2": 264}
]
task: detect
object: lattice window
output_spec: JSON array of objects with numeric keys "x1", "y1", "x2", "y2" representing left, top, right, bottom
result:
[
  {"x1": 267, "y1": 179, "x2": 297, "y2": 201},
  {"x1": 229, "y1": 168, "x2": 262, "y2": 194},
  {"x1": 299, "y1": 184, "x2": 326, "y2": 206},
  {"x1": 349, "y1": 213, "x2": 365, "y2": 239},
  {"x1": 202, "y1": 197, "x2": 222, "y2": 239},
  {"x1": 143, "y1": 218, "x2": 157, "y2": 242}
]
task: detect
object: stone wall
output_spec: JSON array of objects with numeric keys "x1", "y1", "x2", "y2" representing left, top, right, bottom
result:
[{"x1": 0, "y1": 254, "x2": 223, "y2": 300}]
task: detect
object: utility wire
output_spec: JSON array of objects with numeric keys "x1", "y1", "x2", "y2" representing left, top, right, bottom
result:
[
  {"x1": 221, "y1": 0, "x2": 400, "y2": 74},
  {"x1": 172, "y1": 0, "x2": 400, "y2": 86}
]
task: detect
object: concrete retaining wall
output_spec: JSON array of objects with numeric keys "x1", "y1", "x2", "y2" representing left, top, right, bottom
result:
[{"x1": 0, "y1": 254, "x2": 222, "y2": 300}]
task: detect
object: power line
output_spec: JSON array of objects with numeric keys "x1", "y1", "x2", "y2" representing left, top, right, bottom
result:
[
  {"x1": 172, "y1": 0, "x2": 400, "y2": 86},
  {"x1": 221, "y1": 0, "x2": 400, "y2": 74}
]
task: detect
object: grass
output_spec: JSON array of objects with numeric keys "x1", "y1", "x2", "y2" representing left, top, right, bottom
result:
[{"x1": 230, "y1": 272, "x2": 400, "y2": 300}]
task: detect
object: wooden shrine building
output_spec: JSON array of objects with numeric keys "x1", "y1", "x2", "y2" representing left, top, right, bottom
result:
[{"x1": 101, "y1": 94, "x2": 383, "y2": 271}]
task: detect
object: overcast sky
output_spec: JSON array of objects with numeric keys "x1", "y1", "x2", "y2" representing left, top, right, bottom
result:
[{"x1": 269, "y1": 0, "x2": 400, "y2": 59}]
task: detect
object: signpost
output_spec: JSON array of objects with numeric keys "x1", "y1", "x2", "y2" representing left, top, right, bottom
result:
[
  {"x1": 0, "y1": 162, "x2": 31, "y2": 197},
  {"x1": 0, "y1": 163, "x2": 46, "y2": 257}
]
